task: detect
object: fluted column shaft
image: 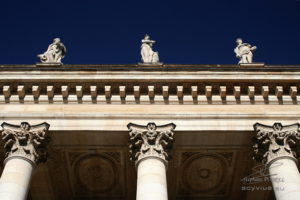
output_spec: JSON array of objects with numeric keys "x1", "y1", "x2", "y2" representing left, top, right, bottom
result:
[
  {"x1": 128, "y1": 122, "x2": 175, "y2": 200},
  {"x1": 253, "y1": 123, "x2": 300, "y2": 200},
  {"x1": 0, "y1": 122, "x2": 50, "y2": 200}
]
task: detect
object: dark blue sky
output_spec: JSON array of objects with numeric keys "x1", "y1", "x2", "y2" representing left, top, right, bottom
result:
[{"x1": 0, "y1": 0, "x2": 300, "y2": 65}]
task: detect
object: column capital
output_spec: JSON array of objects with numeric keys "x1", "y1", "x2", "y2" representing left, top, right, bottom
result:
[
  {"x1": 1, "y1": 122, "x2": 50, "y2": 165},
  {"x1": 253, "y1": 122, "x2": 300, "y2": 166},
  {"x1": 128, "y1": 122, "x2": 176, "y2": 165}
]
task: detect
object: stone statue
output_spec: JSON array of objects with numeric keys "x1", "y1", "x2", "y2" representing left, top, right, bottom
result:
[
  {"x1": 38, "y1": 38, "x2": 66, "y2": 63},
  {"x1": 234, "y1": 38, "x2": 257, "y2": 64},
  {"x1": 141, "y1": 34, "x2": 159, "y2": 63}
]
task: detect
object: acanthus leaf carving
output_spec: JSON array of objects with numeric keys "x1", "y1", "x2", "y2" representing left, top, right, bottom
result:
[
  {"x1": 1, "y1": 122, "x2": 50, "y2": 165},
  {"x1": 128, "y1": 122, "x2": 176, "y2": 164},
  {"x1": 253, "y1": 122, "x2": 300, "y2": 165}
]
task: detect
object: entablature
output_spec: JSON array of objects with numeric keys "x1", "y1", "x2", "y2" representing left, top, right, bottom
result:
[{"x1": 0, "y1": 64, "x2": 300, "y2": 105}]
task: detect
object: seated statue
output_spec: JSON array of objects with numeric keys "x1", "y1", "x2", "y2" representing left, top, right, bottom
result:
[
  {"x1": 234, "y1": 38, "x2": 257, "y2": 64},
  {"x1": 141, "y1": 34, "x2": 159, "y2": 63},
  {"x1": 38, "y1": 38, "x2": 66, "y2": 63}
]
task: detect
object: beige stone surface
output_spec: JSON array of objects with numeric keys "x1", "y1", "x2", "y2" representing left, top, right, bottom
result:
[
  {"x1": 1, "y1": 70, "x2": 300, "y2": 80},
  {"x1": 0, "y1": 159, "x2": 33, "y2": 200},
  {"x1": 0, "y1": 65, "x2": 295, "y2": 200},
  {"x1": 136, "y1": 158, "x2": 168, "y2": 200},
  {"x1": 269, "y1": 159, "x2": 300, "y2": 200},
  {"x1": 0, "y1": 104, "x2": 299, "y2": 131}
]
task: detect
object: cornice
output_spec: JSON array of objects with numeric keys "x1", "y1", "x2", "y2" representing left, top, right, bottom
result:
[
  {"x1": 0, "y1": 64, "x2": 300, "y2": 72},
  {"x1": 0, "y1": 64, "x2": 299, "y2": 105}
]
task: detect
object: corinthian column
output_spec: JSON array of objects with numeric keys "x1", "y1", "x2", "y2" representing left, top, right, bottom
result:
[
  {"x1": 0, "y1": 122, "x2": 50, "y2": 200},
  {"x1": 253, "y1": 122, "x2": 300, "y2": 200},
  {"x1": 128, "y1": 122, "x2": 176, "y2": 200}
]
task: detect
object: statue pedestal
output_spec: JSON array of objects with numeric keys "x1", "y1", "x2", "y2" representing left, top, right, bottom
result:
[
  {"x1": 239, "y1": 63, "x2": 265, "y2": 68},
  {"x1": 35, "y1": 62, "x2": 62, "y2": 67},
  {"x1": 138, "y1": 62, "x2": 164, "y2": 67}
]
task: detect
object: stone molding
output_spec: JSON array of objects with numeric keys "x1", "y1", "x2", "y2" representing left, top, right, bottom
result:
[
  {"x1": 1, "y1": 66, "x2": 300, "y2": 105},
  {"x1": 1, "y1": 122, "x2": 50, "y2": 165},
  {"x1": 0, "y1": 84, "x2": 299, "y2": 105},
  {"x1": 253, "y1": 122, "x2": 300, "y2": 166},
  {"x1": 128, "y1": 122, "x2": 176, "y2": 165}
]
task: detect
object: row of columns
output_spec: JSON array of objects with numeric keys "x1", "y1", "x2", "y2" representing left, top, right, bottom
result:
[{"x1": 0, "y1": 121, "x2": 299, "y2": 200}]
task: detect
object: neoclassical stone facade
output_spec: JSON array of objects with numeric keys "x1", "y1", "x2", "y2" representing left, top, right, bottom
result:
[{"x1": 0, "y1": 64, "x2": 300, "y2": 200}]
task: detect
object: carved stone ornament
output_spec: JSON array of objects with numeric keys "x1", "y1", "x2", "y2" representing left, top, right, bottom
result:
[
  {"x1": 128, "y1": 122, "x2": 176, "y2": 164},
  {"x1": 1, "y1": 122, "x2": 50, "y2": 165},
  {"x1": 253, "y1": 122, "x2": 300, "y2": 165},
  {"x1": 140, "y1": 34, "x2": 160, "y2": 64},
  {"x1": 234, "y1": 38, "x2": 257, "y2": 64},
  {"x1": 37, "y1": 38, "x2": 66, "y2": 64}
]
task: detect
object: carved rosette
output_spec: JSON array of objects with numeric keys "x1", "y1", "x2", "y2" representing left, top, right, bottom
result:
[
  {"x1": 253, "y1": 122, "x2": 300, "y2": 166},
  {"x1": 1, "y1": 122, "x2": 50, "y2": 165},
  {"x1": 128, "y1": 122, "x2": 176, "y2": 165}
]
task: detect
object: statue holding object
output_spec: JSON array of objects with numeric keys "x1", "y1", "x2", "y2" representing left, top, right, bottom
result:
[
  {"x1": 234, "y1": 38, "x2": 257, "y2": 64},
  {"x1": 38, "y1": 38, "x2": 66, "y2": 63},
  {"x1": 141, "y1": 34, "x2": 160, "y2": 64}
]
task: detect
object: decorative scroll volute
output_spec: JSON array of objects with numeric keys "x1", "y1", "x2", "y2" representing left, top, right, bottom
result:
[
  {"x1": 128, "y1": 122, "x2": 176, "y2": 164},
  {"x1": 1, "y1": 122, "x2": 50, "y2": 165},
  {"x1": 253, "y1": 122, "x2": 300, "y2": 165}
]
